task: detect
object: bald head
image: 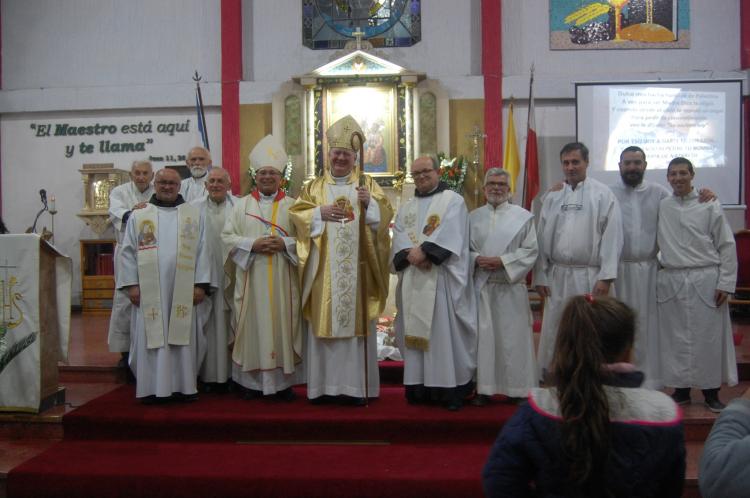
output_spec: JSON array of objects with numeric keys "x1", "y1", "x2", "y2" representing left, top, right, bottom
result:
[
  {"x1": 154, "y1": 168, "x2": 182, "y2": 203},
  {"x1": 206, "y1": 168, "x2": 231, "y2": 204}
]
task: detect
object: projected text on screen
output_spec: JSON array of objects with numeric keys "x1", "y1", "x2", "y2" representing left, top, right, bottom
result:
[{"x1": 606, "y1": 87, "x2": 725, "y2": 170}]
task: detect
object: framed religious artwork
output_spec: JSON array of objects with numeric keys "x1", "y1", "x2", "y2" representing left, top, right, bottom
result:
[
  {"x1": 324, "y1": 84, "x2": 398, "y2": 176},
  {"x1": 550, "y1": 0, "x2": 690, "y2": 50}
]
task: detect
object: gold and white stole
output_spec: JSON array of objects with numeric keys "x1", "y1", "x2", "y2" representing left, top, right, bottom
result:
[
  {"x1": 134, "y1": 203, "x2": 200, "y2": 349},
  {"x1": 473, "y1": 203, "x2": 533, "y2": 291},
  {"x1": 326, "y1": 181, "x2": 361, "y2": 338},
  {"x1": 400, "y1": 191, "x2": 453, "y2": 351}
]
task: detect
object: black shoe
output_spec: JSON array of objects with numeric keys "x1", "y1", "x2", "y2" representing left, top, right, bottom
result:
[
  {"x1": 471, "y1": 394, "x2": 490, "y2": 407},
  {"x1": 704, "y1": 397, "x2": 726, "y2": 413},
  {"x1": 309, "y1": 395, "x2": 336, "y2": 405},
  {"x1": 445, "y1": 400, "x2": 462, "y2": 411},
  {"x1": 240, "y1": 387, "x2": 261, "y2": 401},
  {"x1": 340, "y1": 395, "x2": 367, "y2": 407},
  {"x1": 671, "y1": 388, "x2": 691, "y2": 406},
  {"x1": 173, "y1": 392, "x2": 199, "y2": 403},
  {"x1": 140, "y1": 395, "x2": 170, "y2": 405},
  {"x1": 275, "y1": 387, "x2": 296, "y2": 402}
]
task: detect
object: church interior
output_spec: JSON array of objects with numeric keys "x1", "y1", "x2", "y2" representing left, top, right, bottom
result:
[{"x1": 1, "y1": 1, "x2": 749, "y2": 496}]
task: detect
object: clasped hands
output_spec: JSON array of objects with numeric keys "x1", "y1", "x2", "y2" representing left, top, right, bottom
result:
[
  {"x1": 407, "y1": 246, "x2": 432, "y2": 271},
  {"x1": 252, "y1": 235, "x2": 286, "y2": 254},
  {"x1": 475, "y1": 256, "x2": 503, "y2": 271},
  {"x1": 319, "y1": 187, "x2": 370, "y2": 223}
]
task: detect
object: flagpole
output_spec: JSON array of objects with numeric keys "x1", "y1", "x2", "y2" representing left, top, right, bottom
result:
[
  {"x1": 193, "y1": 70, "x2": 210, "y2": 151},
  {"x1": 521, "y1": 64, "x2": 534, "y2": 209}
]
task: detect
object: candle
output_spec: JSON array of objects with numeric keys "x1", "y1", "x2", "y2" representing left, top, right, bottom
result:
[{"x1": 50, "y1": 196, "x2": 56, "y2": 211}]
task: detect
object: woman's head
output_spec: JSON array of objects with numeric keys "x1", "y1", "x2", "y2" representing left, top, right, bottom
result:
[
  {"x1": 552, "y1": 295, "x2": 635, "y2": 375},
  {"x1": 551, "y1": 295, "x2": 636, "y2": 496}
]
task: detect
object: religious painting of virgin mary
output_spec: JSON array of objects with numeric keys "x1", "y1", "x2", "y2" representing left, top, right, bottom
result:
[{"x1": 325, "y1": 85, "x2": 397, "y2": 176}]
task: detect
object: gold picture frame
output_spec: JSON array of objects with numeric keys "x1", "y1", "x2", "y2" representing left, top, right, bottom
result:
[{"x1": 324, "y1": 84, "x2": 398, "y2": 176}]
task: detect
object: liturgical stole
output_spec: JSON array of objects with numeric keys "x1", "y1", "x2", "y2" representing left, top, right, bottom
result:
[
  {"x1": 400, "y1": 191, "x2": 453, "y2": 351},
  {"x1": 134, "y1": 203, "x2": 200, "y2": 349}
]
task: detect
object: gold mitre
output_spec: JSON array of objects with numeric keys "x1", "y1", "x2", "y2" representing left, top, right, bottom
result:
[
  {"x1": 248, "y1": 134, "x2": 286, "y2": 172},
  {"x1": 326, "y1": 115, "x2": 364, "y2": 151}
]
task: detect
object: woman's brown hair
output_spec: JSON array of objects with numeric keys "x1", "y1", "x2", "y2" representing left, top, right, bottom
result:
[{"x1": 551, "y1": 295, "x2": 636, "y2": 497}]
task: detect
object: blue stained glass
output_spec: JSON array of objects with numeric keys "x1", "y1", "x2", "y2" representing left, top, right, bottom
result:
[{"x1": 303, "y1": 0, "x2": 421, "y2": 50}]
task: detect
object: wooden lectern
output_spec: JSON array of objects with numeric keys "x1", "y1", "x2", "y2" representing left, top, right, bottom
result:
[{"x1": 0, "y1": 234, "x2": 72, "y2": 413}]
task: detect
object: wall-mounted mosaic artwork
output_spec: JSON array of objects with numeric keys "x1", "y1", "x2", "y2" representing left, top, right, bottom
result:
[
  {"x1": 550, "y1": 0, "x2": 690, "y2": 50},
  {"x1": 302, "y1": 0, "x2": 421, "y2": 50}
]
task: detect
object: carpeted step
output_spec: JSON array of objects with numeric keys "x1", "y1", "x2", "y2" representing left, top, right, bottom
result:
[
  {"x1": 63, "y1": 384, "x2": 517, "y2": 444},
  {"x1": 8, "y1": 439, "x2": 490, "y2": 498}
]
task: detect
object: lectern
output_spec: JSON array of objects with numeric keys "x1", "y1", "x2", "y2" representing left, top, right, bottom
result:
[{"x1": 0, "y1": 234, "x2": 72, "y2": 413}]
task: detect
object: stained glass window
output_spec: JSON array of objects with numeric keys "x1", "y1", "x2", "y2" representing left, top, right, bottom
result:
[{"x1": 302, "y1": 0, "x2": 421, "y2": 50}]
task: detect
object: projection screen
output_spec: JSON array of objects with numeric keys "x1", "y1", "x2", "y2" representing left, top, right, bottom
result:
[{"x1": 576, "y1": 80, "x2": 742, "y2": 205}]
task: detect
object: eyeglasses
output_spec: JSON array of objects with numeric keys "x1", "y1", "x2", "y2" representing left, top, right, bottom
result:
[
  {"x1": 485, "y1": 182, "x2": 508, "y2": 189},
  {"x1": 411, "y1": 168, "x2": 436, "y2": 178},
  {"x1": 155, "y1": 180, "x2": 180, "y2": 186}
]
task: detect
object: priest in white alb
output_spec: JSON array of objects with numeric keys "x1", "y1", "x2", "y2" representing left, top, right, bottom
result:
[
  {"x1": 289, "y1": 115, "x2": 393, "y2": 406},
  {"x1": 107, "y1": 159, "x2": 154, "y2": 357},
  {"x1": 118, "y1": 167, "x2": 214, "y2": 402},
  {"x1": 391, "y1": 155, "x2": 477, "y2": 411},
  {"x1": 180, "y1": 146, "x2": 213, "y2": 202},
  {"x1": 470, "y1": 168, "x2": 538, "y2": 405},
  {"x1": 190, "y1": 167, "x2": 237, "y2": 390},
  {"x1": 657, "y1": 157, "x2": 737, "y2": 412},
  {"x1": 533, "y1": 142, "x2": 623, "y2": 379},
  {"x1": 222, "y1": 135, "x2": 303, "y2": 401}
]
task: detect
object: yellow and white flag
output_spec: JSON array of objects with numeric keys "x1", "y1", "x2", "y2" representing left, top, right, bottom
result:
[{"x1": 504, "y1": 102, "x2": 521, "y2": 192}]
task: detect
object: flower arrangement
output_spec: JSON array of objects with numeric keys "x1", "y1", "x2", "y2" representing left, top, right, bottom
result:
[
  {"x1": 248, "y1": 158, "x2": 294, "y2": 195},
  {"x1": 437, "y1": 152, "x2": 468, "y2": 194}
]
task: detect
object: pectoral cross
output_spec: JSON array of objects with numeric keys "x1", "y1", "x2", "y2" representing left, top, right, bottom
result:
[{"x1": 147, "y1": 308, "x2": 159, "y2": 321}]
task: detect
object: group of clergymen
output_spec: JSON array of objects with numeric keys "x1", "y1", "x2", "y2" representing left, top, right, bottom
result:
[{"x1": 107, "y1": 114, "x2": 738, "y2": 412}]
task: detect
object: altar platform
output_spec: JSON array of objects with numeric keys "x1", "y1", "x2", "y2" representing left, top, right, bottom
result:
[{"x1": 0, "y1": 312, "x2": 748, "y2": 497}]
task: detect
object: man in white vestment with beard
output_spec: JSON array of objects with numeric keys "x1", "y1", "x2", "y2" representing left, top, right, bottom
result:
[
  {"x1": 222, "y1": 135, "x2": 303, "y2": 401},
  {"x1": 190, "y1": 167, "x2": 237, "y2": 391},
  {"x1": 391, "y1": 155, "x2": 477, "y2": 411},
  {"x1": 470, "y1": 168, "x2": 538, "y2": 405},
  {"x1": 180, "y1": 146, "x2": 213, "y2": 202},
  {"x1": 533, "y1": 142, "x2": 623, "y2": 380},
  {"x1": 657, "y1": 157, "x2": 737, "y2": 413},
  {"x1": 610, "y1": 146, "x2": 715, "y2": 389},
  {"x1": 118, "y1": 168, "x2": 213, "y2": 403},
  {"x1": 107, "y1": 160, "x2": 154, "y2": 361}
]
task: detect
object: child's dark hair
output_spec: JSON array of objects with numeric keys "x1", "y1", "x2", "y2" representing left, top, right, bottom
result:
[{"x1": 551, "y1": 295, "x2": 636, "y2": 497}]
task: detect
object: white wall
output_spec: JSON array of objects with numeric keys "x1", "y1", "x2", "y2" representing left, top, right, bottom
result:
[
  {"x1": 241, "y1": 0, "x2": 484, "y2": 103},
  {"x1": 0, "y1": 0, "x2": 222, "y2": 110},
  {"x1": 0, "y1": 108, "x2": 222, "y2": 304}
]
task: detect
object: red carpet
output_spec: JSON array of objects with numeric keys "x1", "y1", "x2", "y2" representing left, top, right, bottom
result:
[{"x1": 9, "y1": 366, "x2": 518, "y2": 497}]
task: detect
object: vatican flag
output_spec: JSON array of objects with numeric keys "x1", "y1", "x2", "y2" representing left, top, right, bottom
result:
[{"x1": 503, "y1": 102, "x2": 521, "y2": 193}]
